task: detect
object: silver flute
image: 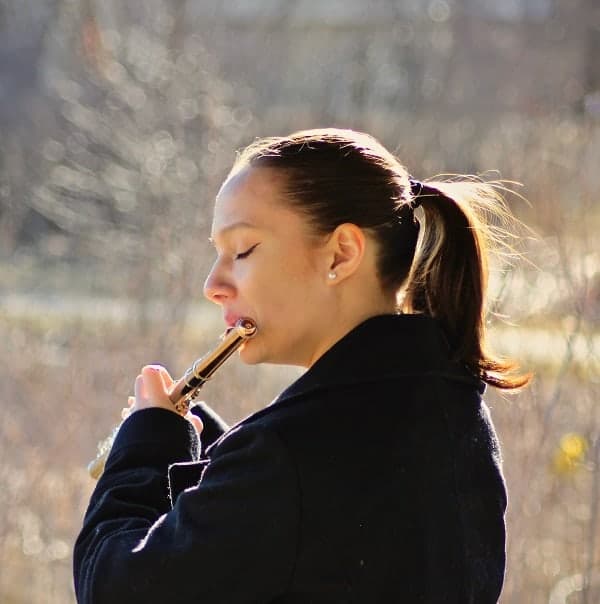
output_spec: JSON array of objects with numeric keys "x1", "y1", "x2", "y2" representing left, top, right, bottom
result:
[{"x1": 88, "y1": 318, "x2": 257, "y2": 480}]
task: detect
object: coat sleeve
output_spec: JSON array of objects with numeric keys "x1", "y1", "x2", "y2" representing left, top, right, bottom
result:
[{"x1": 73, "y1": 409, "x2": 299, "y2": 604}]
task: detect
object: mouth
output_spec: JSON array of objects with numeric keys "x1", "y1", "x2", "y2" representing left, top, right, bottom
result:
[
  {"x1": 224, "y1": 314, "x2": 240, "y2": 328},
  {"x1": 224, "y1": 313, "x2": 256, "y2": 330},
  {"x1": 222, "y1": 316, "x2": 258, "y2": 349}
]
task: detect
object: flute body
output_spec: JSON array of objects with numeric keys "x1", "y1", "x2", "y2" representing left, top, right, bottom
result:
[{"x1": 88, "y1": 318, "x2": 257, "y2": 480}]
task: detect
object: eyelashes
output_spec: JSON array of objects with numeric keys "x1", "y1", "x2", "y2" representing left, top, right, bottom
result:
[{"x1": 235, "y1": 243, "x2": 260, "y2": 260}]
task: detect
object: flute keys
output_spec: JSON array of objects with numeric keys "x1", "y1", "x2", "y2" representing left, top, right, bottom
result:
[{"x1": 172, "y1": 398, "x2": 190, "y2": 416}]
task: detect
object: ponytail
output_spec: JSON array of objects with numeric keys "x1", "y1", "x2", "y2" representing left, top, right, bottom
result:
[{"x1": 404, "y1": 180, "x2": 531, "y2": 390}]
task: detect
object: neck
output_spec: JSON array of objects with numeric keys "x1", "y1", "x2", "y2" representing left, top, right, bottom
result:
[{"x1": 306, "y1": 292, "x2": 397, "y2": 368}]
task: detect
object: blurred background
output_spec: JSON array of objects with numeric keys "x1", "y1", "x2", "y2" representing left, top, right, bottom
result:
[{"x1": 0, "y1": 0, "x2": 598, "y2": 602}]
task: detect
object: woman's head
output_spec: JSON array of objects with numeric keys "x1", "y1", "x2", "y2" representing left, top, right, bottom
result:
[
  {"x1": 204, "y1": 159, "x2": 395, "y2": 368},
  {"x1": 228, "y1": 129, "x2": 420, "y2": 293},
  {"x1": 205, "y1": 128, "x2": 530, "y2": 388}
]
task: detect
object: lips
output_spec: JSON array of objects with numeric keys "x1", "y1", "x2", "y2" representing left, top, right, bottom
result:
[
  {"x1": 223, "y1": 314, "x2": 238, "y2": 328},
  {"x1": 224, "y1": 313, "x2": 248, "y2": 328}
]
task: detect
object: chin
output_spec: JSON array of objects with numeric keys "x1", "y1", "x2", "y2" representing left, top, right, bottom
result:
[
  {"x1": 239, "y1": 340, "x2": 289, "y2": 366},
  {"x1": 238, "y1": 341, "x2": 266, "y2": 365}
]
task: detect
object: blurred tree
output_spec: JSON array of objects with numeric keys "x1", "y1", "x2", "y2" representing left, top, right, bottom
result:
[
  {"x1": 584, "y1": 0, "x2": 600, "y2": 94},
  {"x1": 29, "y1": 0, "x2": 251, "y2": 298},
  {"x1": 0, "y1": 0, "x2": 63, "y2": 253}
]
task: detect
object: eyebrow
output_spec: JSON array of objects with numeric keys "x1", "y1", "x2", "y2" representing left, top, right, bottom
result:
[{"x1": 208, "y1": 221, "x2": 259, "y2": 244}]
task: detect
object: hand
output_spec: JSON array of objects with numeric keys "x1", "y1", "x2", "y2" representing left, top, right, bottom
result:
[{"x1": 123, "y1": 365, "x2": 203, "y2": 434}]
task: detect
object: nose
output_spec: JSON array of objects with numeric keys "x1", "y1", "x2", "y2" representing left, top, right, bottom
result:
[{"x1": 203, "y1": 261, "x2": 235, "y2": 305}]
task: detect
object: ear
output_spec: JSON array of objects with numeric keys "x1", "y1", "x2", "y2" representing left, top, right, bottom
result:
[{"x1": 326, "y1": 223, "x2": 366, "y2": 283}]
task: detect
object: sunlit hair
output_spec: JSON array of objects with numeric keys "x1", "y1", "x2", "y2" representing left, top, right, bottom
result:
[{"x1": 230, "y1": 128, "x2": 531, "y2": 390}]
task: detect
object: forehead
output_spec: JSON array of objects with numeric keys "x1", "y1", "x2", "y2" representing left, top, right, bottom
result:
[{"x1": 211, "y1": 167, "x2": 300, "y2": 235}]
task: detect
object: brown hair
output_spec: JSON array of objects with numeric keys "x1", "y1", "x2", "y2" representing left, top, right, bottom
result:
[{"x1": 230, "y1": 128, "x2": 531, "y2": 390}]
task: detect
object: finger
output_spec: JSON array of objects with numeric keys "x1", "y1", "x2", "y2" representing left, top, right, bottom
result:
[
  {"x1": 127, "y1": 396, "x2": 135, "y2": 407},
  {"x1": 158, "y1": 366, "x2": 175, "y2": 390},
  {"x1": 186, "y1": 413, "x2": 203, "y2": 435},
  {"x1": 134, "y1": 374, "x2": 145, "y2": 402},
  {"x1": 141, "y1": 365, "x2": 170, "y2": 404}
]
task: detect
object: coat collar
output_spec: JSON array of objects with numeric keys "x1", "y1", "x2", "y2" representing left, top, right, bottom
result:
[
  {"x1": 206, "y1": 314, "x2": 484, "y2": 456},
  {"x1": 275, "y1": 313, "x2": 484, "y2": 402}
]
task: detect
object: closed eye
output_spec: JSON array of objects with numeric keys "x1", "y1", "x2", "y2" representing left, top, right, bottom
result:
[{"x1": 235, "y1": 243, "x2": 260, "y2": 260}]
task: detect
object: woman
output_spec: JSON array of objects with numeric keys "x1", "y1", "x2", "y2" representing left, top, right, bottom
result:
[{"x1": 74, "y1": 128, "x2": 530, "y2": 603}]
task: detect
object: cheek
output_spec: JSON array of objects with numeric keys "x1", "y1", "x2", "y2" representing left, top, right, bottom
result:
[
  {"x1": 235, "y1": 242, "x2": 323, "y2": 313},
  {"x1": 277, "y1": 258, "x2": 322, "y2": 307},
  {"x1": 253, "y1": 261, "x2": 311, "y2": 317}
]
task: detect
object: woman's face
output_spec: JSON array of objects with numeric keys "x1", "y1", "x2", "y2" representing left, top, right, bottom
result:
[{"x1": 204, "y1": 166, "x2": 335, "y2": 367}]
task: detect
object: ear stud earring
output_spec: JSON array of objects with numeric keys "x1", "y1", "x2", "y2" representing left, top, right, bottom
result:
[{"x1": 328, "y1": 271, "x2": 337, "y2": 280}]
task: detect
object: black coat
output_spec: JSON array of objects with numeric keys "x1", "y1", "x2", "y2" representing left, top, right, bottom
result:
[{"x1": 74, "y1": 314, "x2": 507, "y2": 603}]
